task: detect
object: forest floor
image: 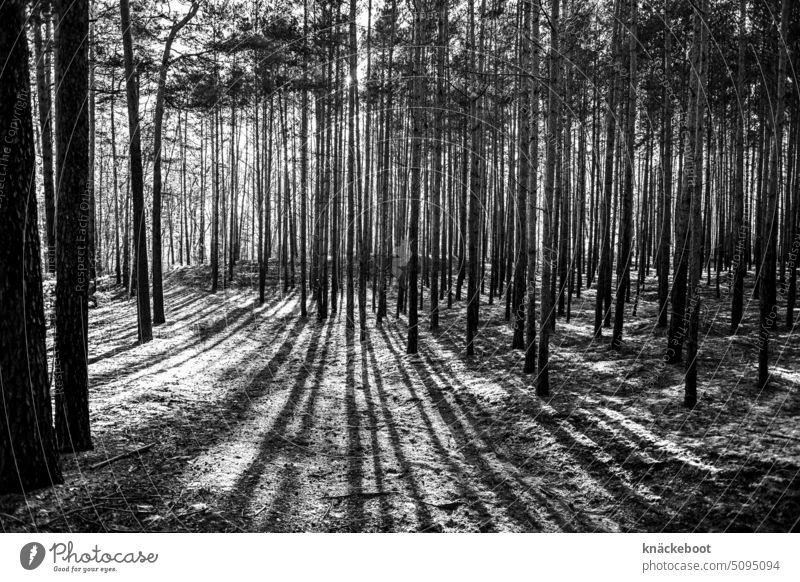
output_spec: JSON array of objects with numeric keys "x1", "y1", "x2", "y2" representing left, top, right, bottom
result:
[{"x1": 1, "y1": 263, "x2": 799, "y2": 533}]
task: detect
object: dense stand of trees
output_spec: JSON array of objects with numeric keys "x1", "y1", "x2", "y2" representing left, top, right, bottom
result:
[{"x1": 2, "y1": 0, "x2": 799, "y2": 493}]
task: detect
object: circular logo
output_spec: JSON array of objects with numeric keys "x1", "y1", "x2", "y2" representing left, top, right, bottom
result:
[{"x1": 20, "y1": 542, "x2": 46, "y2": 570}]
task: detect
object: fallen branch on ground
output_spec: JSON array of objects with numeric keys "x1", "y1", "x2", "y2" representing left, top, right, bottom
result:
[
  {"x1": 38, "y1": 504, "x2": 100, "y2": 529},
  {"x1": 90, "y1": 443, "x2": 156, "y2": 470},
  {"x1": 0, "y1": 512, "x2": 29, "y2": 527}
]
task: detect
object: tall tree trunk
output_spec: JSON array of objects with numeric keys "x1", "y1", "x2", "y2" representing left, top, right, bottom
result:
[
  {"x1": 211, "y1": 108, "x2": 221, "y2": 293},
  {"x1": 684, "y1": 0, "x2": 708, "y2": 407},
  {"x1": 787, "y1": 110, "x2": 800, "y2": 326},
  {"x1": 199, "y1": 116, "x2": 206, "y2": 264},
  {"x1": 120, "y1": 0, "x2": 153, "y2": 342},
  {"x1": 513, "y1": 0, "x2": 532, "y2": 350},
  {"x1": 299, "y1": 0, "x2": 309, "y2": 317},
  {"x1": 611, "y1": 0, "x2": 637, "y2": 350},
  {"x1": 231, "y1": 101, "x2": 240, "y2": 285},
  {"x1": 346, "y1": 0, "x2": 358, "y2": 331},
  {"x1": 407, "y1": 0, "x2": 427, "y2": 353},
  {"x1": 361, "y1": 0, "x2": 373, "y2": 332},
  {"x1": 111, "y1": 80, "x2": 122, "y2": 285},
  {"x1": 331, "y1": 41, "x2": 342, "y2": 316},
  {"x1": 55, "y1": 0, "x2": 92, "y2": 451},
  {"x1": 465, "y1": 0, "x2": 485, "y2": 356},
  {"x1": 731, "y1": 0, "x2": 746, "y2": 330},
  {"x1": 595, "y1": 0, "x2": 621, "y2": 338},
  {"x1": 759, "y1": 0, "x2": 790, "y2": 389},
  {"x1": 657, "y1": 1, "x2": 672, "y2": 328},
  {"x1": 538, "y1": 0, "x2": 560, "y2": 395},
  {"x1": 33, "y1": 3, "x2": 57, "y2": 275},
  {"x1": 123, "y1": 173, "x2": 131, "y2": 291},
  {"x1": 88, "y1": 16, "x2": 97, "y2": 282},
  {"x1": 524, "y1": 0, "x2": 540, "y2": 374},
  {"x1": 151, "y1": 2, "x2": 199, "y2": 325},
  {"x1": 456, "y1": 119, "x2": 468, "y2": 302},
  {"x1": 0, "y1": 0, "x2": 63, "y2": 492},
  {"x1": 430, "y1": 0, "x2": 447, "y2": 330},
  {"x1": 378, "y1": 0, "x2": 396, "y2": 325}
]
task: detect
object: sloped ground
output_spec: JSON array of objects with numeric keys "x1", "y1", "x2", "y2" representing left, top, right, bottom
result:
[{"x1": 1, "y1": 264, "x2": 798, "y2": 532}]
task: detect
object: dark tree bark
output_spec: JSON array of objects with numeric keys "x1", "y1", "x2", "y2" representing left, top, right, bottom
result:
[
  {"x1": 377, "y1": 0, "x2": 396, "y2": 326},
  {"x1": 538, "y1": 0, "x2": 560, "y2": 396},
  {"x1": 430, "y1": 0, "x2": 447, "y2": 331},
  {"x1": 346, "y1": 0, "x2": 358, "y2": 331},
  {"x1": 611, "y1": 0, "x2": 637, "y2": 350},
  {"x1": 407, "y1": 0, "x2": 427, "y2": 353},
  {"x1": 54, "y1": 0, "x2": 92, "y2": 451},
  {"x1": 683, "y1": 0, "x2": 708, "y2": 408},
  {"x1": 197, "y1": 117, "x2": 203, "y2": 265},
  {"x1": 456, "y1": 121, "x2": 468, "y2": 302},
  {"x1": 657, "y1": 1, "x2": 672, "y2": 329},
  {"x1": 731, "y1": 0, "x2": 746, "y2": 331},
  {"x1": 512, "y1": 0, "x2": 531, "y2": 351},
  {"x1": 88, "y1": 19, "x2": 97, "y2": 282},
  {"x1": 211, "y1": 108, "x2": 221, "y2": 293},
  {"x1": 0, "y1": 0, "x2": 63, "y2": 493},
  {"x1": 111, "y1": 80, "x2": 122, "y2": 285},
  {"x1": 595, "y1": 0, "x2": 621, "y2": 338},
  {"x1": 524, "y1": 0, "x2": 540, "y2": 374},
  {"x1": 151, "y1": 2, "x2": 199, "y2": 325},
  {"x1": 787, "y1": 116, "x2": 800, "y2": 327},
  {"x1": 300, "y1": 0, "x2": 310, "y2": 318},
  {"x1": 759, "y1": 0, "x2": 790, "y2": 389},
  {"x1": 120, "y1": 0, "x2": 152, "y2": 342},
  {"x1": 465, "y1": 0, "x2": 485, "y2": 356}
]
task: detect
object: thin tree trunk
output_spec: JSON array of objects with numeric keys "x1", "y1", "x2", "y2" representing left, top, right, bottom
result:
[
  {"x1": 378, "y1": 0, "x2": 396, "y2": 325},
  {"x1": 151, "y1": 2, "x2": 199, "y2": 324},
  {"x1": 658, "y1": 2, "x2": 672, "y2": 328},
  {"x1": 524, "y1": 0, "x2": 540, "y2": 374},
  {"x1": 538, "y1": 0, "x2": 560, "y2": 395},
  {"x1": 513, "y1": 0, "x2": 532, "y2": 350},
  {"x1": 407, "y1": 0, "x2": 427, "y2": 353},
  {"x1": 595, "y1": 0, "x2": 621, "y2": 338},
  {"x1": 33, "y1": 3, "x2": 57, "y2": 275},
  {"x1": 346, "y1": 0, "x2": 358, "y2": 331},
  {"x1": 430, "y1": 0, "x2": 447, "y2": 331},
  {"x1": 611, "y1": 0, "x2": 637, "y2": 350}
]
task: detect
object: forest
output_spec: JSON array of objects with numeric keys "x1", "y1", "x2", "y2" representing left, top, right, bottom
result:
[{"x1": 0, "y1": 0, "x2": 798, "y2": 533}]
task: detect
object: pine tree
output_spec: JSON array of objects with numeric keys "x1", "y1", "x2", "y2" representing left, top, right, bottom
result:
[
  {"x1": 0, "y1": 0, "x2": 63, "y2": 493},
  {"x1": 120, "y1": 0, "x2": 153, "y2": 342},
  {"x1": 54, "y1": 0, "x2": 93, "y2": 451}
]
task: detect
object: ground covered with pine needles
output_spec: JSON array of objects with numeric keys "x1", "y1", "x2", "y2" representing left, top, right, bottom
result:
[{"x1": 1, "y1": 265, "x2": 798, "y2": 532}]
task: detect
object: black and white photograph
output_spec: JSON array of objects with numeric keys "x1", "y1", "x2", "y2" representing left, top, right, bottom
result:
[{"x1": 1, "y1": 0, "x2": 799, "y2": 575}]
